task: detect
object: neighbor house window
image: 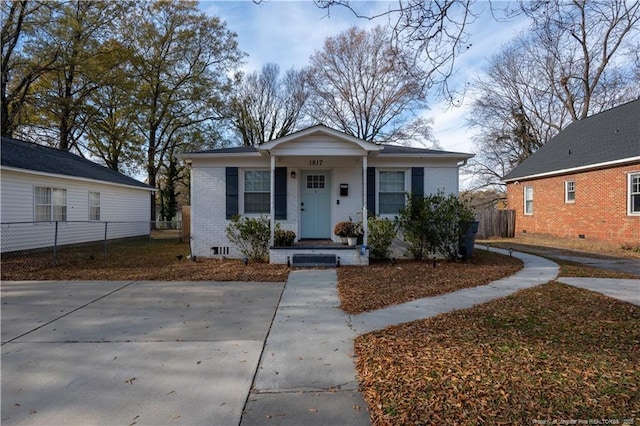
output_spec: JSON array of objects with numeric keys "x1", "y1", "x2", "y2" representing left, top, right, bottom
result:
[
  {"x1": 524, "y1": 186, "x2": 533, "y2": 215},
  {"x1": 244, "y1": 170, "x2": 270, "y2": 214},
  {"x1": 630, "y1": 172, "x2": 640, "y2": 215},
  {"x1": 34, "y1": 187, "x2": 67, "y2": 221},
  {"x1": 565, "y1": 180, "x2": 575, "y2": 203},
  {"x1": 89, "y1": 192, "x2": 100, "y2": 221},
  {"x1": 379, "y1": 170, "x2": 406, "y2": 214}
]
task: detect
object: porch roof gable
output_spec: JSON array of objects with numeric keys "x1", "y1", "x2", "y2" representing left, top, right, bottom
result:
[{"x1": 257, "y1": 124, "x2": 382, "y2": 155}]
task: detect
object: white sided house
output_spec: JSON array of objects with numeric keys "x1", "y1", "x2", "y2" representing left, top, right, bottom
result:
[
  {"x1": 1, "y1": 136, "x2": 155, "y2": 253},
  {"x1": 182, "y1": 125, "x2": 473, "y2": 265}
]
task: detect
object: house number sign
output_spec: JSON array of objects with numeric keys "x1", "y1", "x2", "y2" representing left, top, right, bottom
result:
[{"x1": 308, "y1": 159, "x2": 324, "y2": 166}]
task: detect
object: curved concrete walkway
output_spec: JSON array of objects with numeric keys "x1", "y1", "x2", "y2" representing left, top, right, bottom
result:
[
  {"x1": 556, "y1": 277, "x2": 640, "y2": 306},
  {"x1": 241, "y1": 248, "x2": 559, "y2": 425}
]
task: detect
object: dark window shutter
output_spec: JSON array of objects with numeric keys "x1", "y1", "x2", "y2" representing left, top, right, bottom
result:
[
  {"x1": 274, "y1": 167, "x2": 287, "y2": 220},
  {"x1": 367, "y1": 167, "x2": 376, "y2": 214},
  {"x1": 225, "y1": 167, "x2": 238, "y2": 219},
  {"x1": 411, "y1": 167, "x2": 424, "y2": 198}
]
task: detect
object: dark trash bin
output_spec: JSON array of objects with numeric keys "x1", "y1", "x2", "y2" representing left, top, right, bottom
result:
[{"x1": 459, "y1": 221, "x2": 479, "y2": 259}]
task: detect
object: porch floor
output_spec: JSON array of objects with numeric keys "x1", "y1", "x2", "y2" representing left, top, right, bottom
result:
[
  {"x1": 270, "y1": 239, "x2": 356, "y2": 250},
  {"x1": 269, "y1": 239, "x2": 368, "y2": 266}
]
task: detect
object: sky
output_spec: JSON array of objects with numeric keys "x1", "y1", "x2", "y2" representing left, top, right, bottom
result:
[{"x1": 198, "y1": 1, "x2": 531, "y2": 157}]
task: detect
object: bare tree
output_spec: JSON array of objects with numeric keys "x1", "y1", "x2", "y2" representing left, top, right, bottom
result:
[
  {"x1": 314, "y1": 0, "x2": 475, "y2": 103},
  {"x1": 515, "y1": 0, "x2": 640, "y2": 120},
  {"x1": 466, "y1": 0, "x2": 640, "y2": 188},
  {"x1": 392, "y1": 116, "x2": 440, "y2": 149},
  {"x1": 306, "y1": 25, "x2": 428, "y2": 142},
  {"x1": 229, "y1": 63, "x2": 309, "y2": 146}
]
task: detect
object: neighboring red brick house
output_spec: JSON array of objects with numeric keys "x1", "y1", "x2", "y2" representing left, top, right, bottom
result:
[{"x1": 503, "y1": 99, "x2": 640, "y2": 245}]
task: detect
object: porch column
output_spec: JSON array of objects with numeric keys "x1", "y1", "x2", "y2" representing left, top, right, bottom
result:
[
  {"x1": 270, "y1": 155, "x2": 276, "y2": 247},
  {"x1": 362, "y1": 154, "x2": 368, "y2": 247}
]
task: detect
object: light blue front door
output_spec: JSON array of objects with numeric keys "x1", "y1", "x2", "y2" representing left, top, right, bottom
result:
[{"x1": 300, "y1": 170, "x2": 331, "y2": 239}]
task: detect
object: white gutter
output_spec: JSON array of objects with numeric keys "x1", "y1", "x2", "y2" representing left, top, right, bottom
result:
[
  {"x1": 503, "y1": 156, "x2": 640, "y2": 183},
  {"x1": 1, "y1": 166, "x2": 156, "y2": 191}
]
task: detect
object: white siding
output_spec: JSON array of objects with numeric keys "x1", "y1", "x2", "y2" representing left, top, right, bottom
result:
[
  {"x1": 1, "y1": 169, "x2": 151, "y2": 253},
  {"x1": 190, "y1": 166, "x2": 235, "y2": 257},
  {"x1": 276, "y1": 171, "x2": 299, "y2": 235},
  {"x1": 424, "y1": 167, "x2": 459, "y2": 196},
  {"x1": 188, "y1": 153, "x2": 464, "y2": 260},
  {"x1": 332, "y1": 167, "x2": 363, "y2": 241}
]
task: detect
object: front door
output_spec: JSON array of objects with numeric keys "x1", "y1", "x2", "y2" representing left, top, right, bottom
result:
[{"x1": 300, "y1": 170, "x2": 331, "y2": 239}]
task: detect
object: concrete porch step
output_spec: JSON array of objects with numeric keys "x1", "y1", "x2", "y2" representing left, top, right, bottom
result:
[{"x1": 291, "y1": 253, "x2": 337, "y2": 268}]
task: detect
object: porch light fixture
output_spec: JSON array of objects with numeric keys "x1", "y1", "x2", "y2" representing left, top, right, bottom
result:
[{"x1": 290, "y1": 171, "x2": 296, "y2": 179}]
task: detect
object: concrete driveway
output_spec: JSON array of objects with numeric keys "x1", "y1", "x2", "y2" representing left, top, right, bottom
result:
[{"x1": 1, "y1": 280, "x2": 284, "y2": 426}]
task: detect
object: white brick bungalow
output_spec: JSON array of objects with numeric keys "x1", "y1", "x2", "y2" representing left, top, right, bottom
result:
[{"x1": 181, "y1": 125, "x2": 473, "y2": 265}]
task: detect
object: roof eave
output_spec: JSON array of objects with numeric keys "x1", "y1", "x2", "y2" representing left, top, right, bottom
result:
[
  {"x1": 378, "y1": 152, "x2": 475, "y2": 160},
  {"x1": 178, "y1": 151, "x2": 262, "y2": 161},
  {"x1": 502, "y1": 156, "x2": 640, "y2": 183},
  {"x1": 1, "y1": 165, "x2": 155, "y2": 191}
]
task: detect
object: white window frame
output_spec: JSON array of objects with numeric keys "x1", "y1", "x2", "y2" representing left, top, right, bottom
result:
[
  {"x1": 242, "y1": 169, "x2": 271, "y2": 215},
  {"x1": 629, "y1": 172, "x2": 640, "y2": 216},
  {"x1": 524, "y1": 186, "x2": 533, "y2": 215},
  {"x1": 305, "y1": 173, "x2": 326, "y2": 190},
  {"x1": 34, "y1": 186, "x2": 67, "y2": 222},
  {"x1": 89, "y1": 191, "x2": 101, "y2": 221},
  {"x1": 377, "y1": 169, "x2": 409, "y2": 216},
  {"x1": 564, "y1": 180, "x2": 575, "y2": 204}
]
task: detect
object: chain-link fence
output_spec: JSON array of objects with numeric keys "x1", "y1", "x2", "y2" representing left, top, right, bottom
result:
[{"x1": 1, "y1": 221, "x2": 184, "y2": 268}]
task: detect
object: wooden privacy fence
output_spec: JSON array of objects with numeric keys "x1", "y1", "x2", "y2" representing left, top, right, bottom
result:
[
  {"x1": 475, "y1": 209, "x2": 515, "y2": 239},
  {"x1": 181, "y1": 205, "x2": 191, "y2": 241}
]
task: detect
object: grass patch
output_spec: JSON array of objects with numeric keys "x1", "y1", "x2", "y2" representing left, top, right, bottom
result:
[
  {"x1": 355, "y1": 282, "x2": 640, "y2": 425},
  {"x1": 337, "y1": 250, "x2": 523, "y2": 315},
  {"x1": 480, "y1": 235, "x2": 640, "y2": 259},
  {"x1": 1, "y1": 239, "x2": 289, "y2": 282}
]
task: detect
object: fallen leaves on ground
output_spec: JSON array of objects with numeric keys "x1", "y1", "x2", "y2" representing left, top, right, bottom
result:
[
  {"x1": 337, "y1": 250, "x2": 523, "y2": 314},
  {"x1": 1, "y1": 240, "x2": 289, "y2": 281},
  {"x1": 355, "y1": 282, "x2": 640, "y2": 425}
]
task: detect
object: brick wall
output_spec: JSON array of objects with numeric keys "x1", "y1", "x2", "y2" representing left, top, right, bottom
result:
[
  {"x1": 506, "y1": 163, "x2": 640, "y2": 245},
  {"x1": 190, "y1": 166, "x2": 238, "y2": 258}
]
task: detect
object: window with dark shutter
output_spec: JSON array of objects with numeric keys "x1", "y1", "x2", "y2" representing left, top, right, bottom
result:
[
  {"x1": 274, "y1": 167, "x2": 287, "y2": 220},
  {"x1": 411, "y1": 167, "x2": 424, "y2": 198},
  {"x1": 225, "y1": 167, "x2": 239, "y2": 219}
]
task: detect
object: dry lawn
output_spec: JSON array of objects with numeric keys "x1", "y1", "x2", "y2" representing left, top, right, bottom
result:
[
  {"x1": 4, "y1": 236, "x2": 638, "y2": 424},
  {"x1": 481, "y1": 234, "x2": 640, "y2": 259},
  {"x1": 338, "y1": 250, "x2": 523, "y2": 315},
  {"x1": 1, "y1": 240, "x2": 289, "y2": 281},
  {"x1": 356, "y1": 282, "x2": 640, "y2": 425}
]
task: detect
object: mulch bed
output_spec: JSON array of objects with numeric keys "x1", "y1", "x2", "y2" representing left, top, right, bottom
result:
[
  {"x1": 356, "y1": 282, "x2": 640, "y2": 425},
  {"x1": 337, "y1": 250, "x2": 523, "y2": 314}
]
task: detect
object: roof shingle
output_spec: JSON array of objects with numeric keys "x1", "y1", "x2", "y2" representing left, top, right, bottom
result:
[
  {"x1": 1, "y1": 137, "x2": 152, "y2": 189},
  {"x1": 503, "y1": 99, "x2": 640, "y2": 181}
]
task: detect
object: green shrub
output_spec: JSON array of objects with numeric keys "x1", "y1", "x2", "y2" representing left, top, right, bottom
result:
[
  {"x1": 398, "y1": 191, "x2": 475, "y2": 261},
  {"x1": 274, "y1": 225, "x2": 296, "y2": 247},
  {"x1": 398, "y1": 195, "x2": 434, "y2": 260},
  {"x1": 225, "y1": 215, "x2": 270, "y2": 261},
  {"x1": 368, "y1": 216, "x2": 398, "y2": 260}
]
